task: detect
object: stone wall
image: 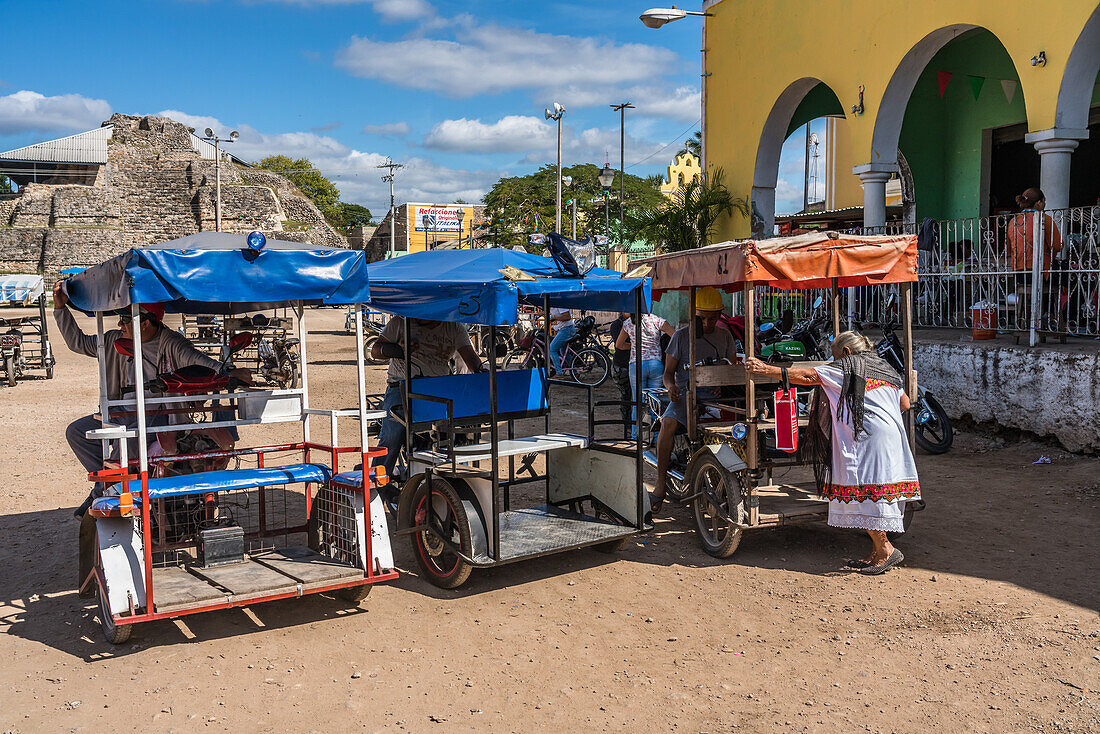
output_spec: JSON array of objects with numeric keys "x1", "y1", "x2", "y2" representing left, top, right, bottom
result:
[
  {"x1": 0, "y1": 113, "x2": 347, "y2": 280},
  {"x1": 914, "y1": 339, "x2": 1100, "y2": 453}
]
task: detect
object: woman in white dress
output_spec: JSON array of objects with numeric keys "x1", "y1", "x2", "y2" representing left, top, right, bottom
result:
[{"x1": 744, "y1": 331, "x2": 920, "y2": 574}]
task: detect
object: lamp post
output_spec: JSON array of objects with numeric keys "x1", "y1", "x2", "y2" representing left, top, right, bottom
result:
[
  {"x1": 561, "y1": 175, "x2": 577, "y2": 239},
  {"x1": 609, "y1": 103, "x2": 634, "y2": 249},
  {"x1": 545, "y1": 102, "x2": 566, "y2": 233},
  {"x1": 598, "y1": 159, "x2": 615, "y2": 241},
  {"x1": 639, "y1": 7, "x2": 712, "y2": 171},
  {"x1": 201, "y1": 128, "x2": 239, "y2": 232},
  {"x1": 377, "y1": 159, "x2": 405, "y2": 258}
]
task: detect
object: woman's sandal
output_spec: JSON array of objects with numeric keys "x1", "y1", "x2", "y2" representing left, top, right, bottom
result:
[
  {"x1": 649, "y1": 490, "x2": 666, "y2": 514},
  {"x1": 858, "y1": 549, "x2": 904, "y2": 575}
]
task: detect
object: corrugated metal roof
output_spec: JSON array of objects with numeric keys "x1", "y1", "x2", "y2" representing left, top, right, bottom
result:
[{"x1": 0, "y1": 126, "x2": 112, "y2": 164}]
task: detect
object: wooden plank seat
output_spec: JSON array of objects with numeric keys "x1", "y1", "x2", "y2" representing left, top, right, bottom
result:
[{"x1": 89, "y1": 463, "x2": 331, "y2": 515}]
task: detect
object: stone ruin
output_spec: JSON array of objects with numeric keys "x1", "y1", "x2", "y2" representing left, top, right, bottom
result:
[{"x1": 0, "y1": 114, "x2": 347, "y2": 280}]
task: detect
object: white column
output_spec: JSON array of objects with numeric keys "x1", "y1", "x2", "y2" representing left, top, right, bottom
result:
[
  {"x1": 852, "y1": 163, "x2": 897, "y2": 328},
  {"x1": 1024, "y1": 128, "x2": 1088, "y2": 212}
]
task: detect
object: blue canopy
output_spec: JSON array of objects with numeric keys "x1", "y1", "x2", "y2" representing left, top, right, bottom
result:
[
  {"x1": 63, "y1": 232, "x2": 371, "y2": 314},
  {"x1": 365, "y1": 248, "x2": 650, "y2": 325}
]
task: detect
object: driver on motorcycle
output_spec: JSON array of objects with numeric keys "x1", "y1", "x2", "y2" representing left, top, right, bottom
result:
[
  {"x1": 52, "y1": 281, "x2": 251, "y2": 592},
  {"x1": 371, "y1": 316, "x2": 484, "y2": 479},
  {"x1": 652, "y1": 286, "x2": 738, "y2": 513}
]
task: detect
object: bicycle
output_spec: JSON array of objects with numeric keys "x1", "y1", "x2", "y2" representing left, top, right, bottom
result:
[{"x1": 503, "y1": 316, "x2": 610, "y2": 386}]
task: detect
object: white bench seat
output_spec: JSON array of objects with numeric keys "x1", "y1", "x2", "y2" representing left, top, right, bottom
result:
[{"x1": 414, "y1": 433, "x2": 587, "y2": 466}]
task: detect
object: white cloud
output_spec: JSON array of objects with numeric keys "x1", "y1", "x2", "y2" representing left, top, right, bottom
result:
[
  {"x1": 243, "y1": 0, "x2": 433, "y2": 21},
  {"x1": 361, "y1": 121, "x2": 411, "y2": 136},
  {"x1": 335, "y1": 22, "x2": 679, "y2": 99},
  {"x1": 423, "y1": 116, "x2": 552, "y2": 153},
  {"x1": 0, "y1": 90, "x2": 112, "y2": 136},
  {"x1": 157, "y1": 109, "x2": 502, "y2": 213}
]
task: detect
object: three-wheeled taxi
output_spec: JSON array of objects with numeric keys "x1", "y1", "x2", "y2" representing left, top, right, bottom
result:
[
  {"x1": 66, "y1": 232, "x2": 395, "y2": 643},
  {"x1": 0, "y1": 274, "x2": 56, "y2": 384},
  {"x1": 642, "y1": 232, "x2": 924, "y2": 557},
  {"x1": 365, "y1": 239, "x2": 652, "y2": 588}
]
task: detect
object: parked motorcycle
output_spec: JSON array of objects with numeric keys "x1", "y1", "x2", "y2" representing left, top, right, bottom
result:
[
  {"x1": 249, "y1": 314, "x2": 301, "y2": 389},
  {"x1": 869, "y1": 295, "x2": 954, "y2": 454},
  {"x1": 758, "y1": 297, "x2": 830, "y2": 362}
]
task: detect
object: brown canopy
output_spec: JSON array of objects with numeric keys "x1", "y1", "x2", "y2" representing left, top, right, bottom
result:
[{"x1": 643, "y1": 232, "x2": 919, "y2": 293}]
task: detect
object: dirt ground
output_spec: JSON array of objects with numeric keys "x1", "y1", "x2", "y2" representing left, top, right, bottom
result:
[{"x1": 1, "y1": 307, "x2": 1097, "y2": 733}]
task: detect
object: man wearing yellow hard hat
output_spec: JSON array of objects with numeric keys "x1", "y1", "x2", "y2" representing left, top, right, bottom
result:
[{"x1": 653, "y1": 286, "x2": 738, "y2": 512}]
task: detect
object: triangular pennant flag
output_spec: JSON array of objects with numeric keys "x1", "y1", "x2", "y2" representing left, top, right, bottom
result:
[
  {"x1": 1000, "y1": 78, "x2": 1017, "y2": 104},
  {"x1": 935, "y1": 70, "x2": 952, "y2": 98},
  {"x1": 968, "y1": 75, "x2": 985, "y2": 100}
]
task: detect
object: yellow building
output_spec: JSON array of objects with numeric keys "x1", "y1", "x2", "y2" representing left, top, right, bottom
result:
[
  {"x1": 699, "y1": 0, "x2": 1100, "y2": 238},
  {"x1": 658, "y1": 151, "x2": 702, "y2": 198}
]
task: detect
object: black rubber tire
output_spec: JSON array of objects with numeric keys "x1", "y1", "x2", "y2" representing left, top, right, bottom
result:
[
  {"x1": 45, "y1": 363, "x2": 54, "y2": 380},
  {"x1": 287, "y1": 362, "x2": 299, "y2": 389},
  {"x1": 502, "y1": 349, "x2": 530, "y2": 371},
  {"x1": 404, "y1": 477, "x2": 474, "y2": 589},
  {"x1": 568, "y1": 347, "x2": 610, "y2": 386},
  {"x1": 914, "y1": 394, "x2": 953, "y2": 454},
  {"x1": 688, "y1": 452, "x2": 745, "y2": 559},
  {"x1": 336, "y1": 583, "x2": 373, "y2": 603},
  {"x1": 98, "y1": 588, "x2": 132, "y2": 644},
  {"x1": 4, "y1": 355, "x2": 15, "y2": 387}
]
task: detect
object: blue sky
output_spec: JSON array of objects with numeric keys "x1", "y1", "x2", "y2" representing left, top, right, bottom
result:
[{"x1": 0, "y1": 0, "x2": 810, "y2": 216}]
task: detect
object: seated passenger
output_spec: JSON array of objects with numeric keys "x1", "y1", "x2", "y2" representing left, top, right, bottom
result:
[
  {"x1": 371, "y1": 316, "x2": 484, "y2": 478},
  {"x1": 652, "y1": 286, "x2": 738, "y2": 513}
]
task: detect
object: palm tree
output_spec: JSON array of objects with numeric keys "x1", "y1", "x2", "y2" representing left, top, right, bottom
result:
[
  {"x1": 629, "y1": 168, "x2": 747, "y2": 253},
  {"x1": 681, "y1": 131, "x2": 702, "y2": 160}
]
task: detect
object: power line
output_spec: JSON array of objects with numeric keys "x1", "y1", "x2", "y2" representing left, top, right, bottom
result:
[{"x1": 625, "y1": 118, "x2": 701, "y2": 170}]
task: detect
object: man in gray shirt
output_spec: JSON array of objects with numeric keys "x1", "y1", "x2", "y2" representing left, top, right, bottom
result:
[
  {"x1": 54, "y1": 281, "x2": 251, "y2": 591},
  {"x1": 652, "y1": 287, "x2": 738, "y2": 512}
]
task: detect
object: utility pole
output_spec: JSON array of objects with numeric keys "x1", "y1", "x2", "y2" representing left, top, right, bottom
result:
[
  {"x1": 201, "y1": 128, "x2": 238, "y2": 232},
  {"x1": 377, "y1": 159, "x2": 405, "y2": 258},
  {"x1": 611, "y1": 102, "x2": 634, "y2": 248}
]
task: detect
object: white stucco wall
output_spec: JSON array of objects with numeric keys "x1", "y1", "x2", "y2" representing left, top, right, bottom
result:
[{"x1": 914, "y1": 340, "x2": 1100, "y2": 453}]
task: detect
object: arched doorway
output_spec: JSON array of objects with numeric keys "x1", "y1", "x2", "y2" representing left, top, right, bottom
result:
[
  {"x1": 751, "y1": 78, "x2": 845, "y2": 237},
  {"x1": 1054, "y1": 5, "x2": 1100, "y2": 208},
  {"x1": 872, "y1": 26, "x2": 1028, "y2": 222}
]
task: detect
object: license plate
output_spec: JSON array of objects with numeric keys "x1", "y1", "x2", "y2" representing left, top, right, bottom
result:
[{"x1": 0, "y1": 334, "x2": 21, "y2": 348}]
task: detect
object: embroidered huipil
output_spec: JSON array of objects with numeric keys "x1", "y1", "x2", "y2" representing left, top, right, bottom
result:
[{"x1": 813, "y1": 363, "x2": 921, "y2": 532}]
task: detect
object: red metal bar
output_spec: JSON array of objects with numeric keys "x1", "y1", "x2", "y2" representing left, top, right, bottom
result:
[{"x1": 140, "y1": 470, "x2": 154, "y2": 615}]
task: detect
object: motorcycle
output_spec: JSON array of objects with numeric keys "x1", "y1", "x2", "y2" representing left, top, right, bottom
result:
[
  {"x1": 1, "y1": 326, "x2": 23, "y2": 387},
  {"x1": 758, "y1": 297, "x2": 830, "y2": 362},
  {"x1": 868, "y1": 294, "x2": 954, "y2": 454},
  {"x1": 248, "y1": 314, "x2": 301, "y2": 389}
]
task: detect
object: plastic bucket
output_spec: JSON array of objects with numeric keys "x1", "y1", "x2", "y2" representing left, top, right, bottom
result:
[{"x1": 970, "y1": 305, "x2": 997, "y2": 340}]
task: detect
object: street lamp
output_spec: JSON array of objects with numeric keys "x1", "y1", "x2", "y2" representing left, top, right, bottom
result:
[
  {"x1": 598, "y1": 160, "x2": 615, "y2": 239},
  {"x1": 610, "y1": 102, "x2": 634, "y2": 248},
  {"x1": 639, "y1": 6, "x2": 709, "y2": 28},
  {"x1": 201, "y1": 128, "x2": 239, "y2": 232},
  {"x1": 545, "y1": 102, "x2": 566, "y2": 233}
]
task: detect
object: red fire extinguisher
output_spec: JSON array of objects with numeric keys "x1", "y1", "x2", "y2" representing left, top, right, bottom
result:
[{"x1": 774, "y1": 367, "x2": 799, "y2": 453}]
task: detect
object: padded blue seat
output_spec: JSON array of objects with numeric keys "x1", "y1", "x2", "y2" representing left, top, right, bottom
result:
[
  {"x1": 331, "y1": 470, "x2": 364, "y2": 487},
  {"x1": 408, "y1": 368, "x2": 548, "y2": 426},
  {"x1": 90, "y1": 463, "x2": 331, "y2": 514}
]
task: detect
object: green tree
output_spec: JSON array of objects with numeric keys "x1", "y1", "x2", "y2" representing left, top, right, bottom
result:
[
  {"x1": 334, "y1": 202, "x2": 373, "y2": 228},
  {"x1": 628, "y1": 168, "x2": 747, "y2": 253},
  {"x1": 680, "y1": 131, "x2": 702, "y2": 160},
  {"x1": 0, "y1": 175, "x2": 12, "y2": 195},
  {"x1": 480, "y1": 163, "x2": 666, "y2": 249}
]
